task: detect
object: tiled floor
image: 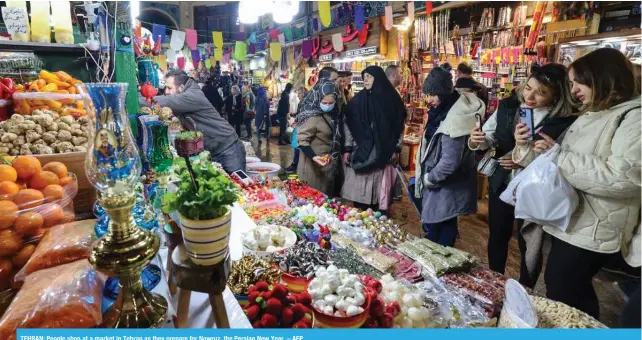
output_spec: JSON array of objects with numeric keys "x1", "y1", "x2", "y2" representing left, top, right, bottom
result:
[{"x1": 248, "y1": 136, "x2": 628, "y2": 328}]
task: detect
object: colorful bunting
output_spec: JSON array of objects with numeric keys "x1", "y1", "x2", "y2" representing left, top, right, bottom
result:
[
  {"x1": 270, "y1": 42, "x2": 282, "y2": 62},
  {"x1": 355, "y1": 4, "x2": 365, "y2": 31},
  {"x1": 177, "y1": 56, "x2": 185, "y2": 70},
  {"x1": 319, "y1": 1, "x2": 331, "y2": 27},
  {"x1": 152, "y1": 24, "x2": 166, "y2": 44},
  {"x1": 302, "y1": 40, "x2": 313, "y2": 58},
  {"x1": 213, "y1": 31, "x2": 223, "y2": 48},
  {"x1": 384, "y1": 6, "x2": 393, "y2": 31},
  {"x1": 283, "y1": 27, "x2": 293, "y2": 41},
  {"x1": 185, "y1": 29, "x2": 197, "y2": 49},
  {"x1": 214, "y1": 47, "x2": 223, "y2": 61},
  {"x1": 234, "y1": 41, "x2": 247, "y2": 60},
  {"x1": 170, "y1": 30, "x2": 185, "y2": 51},
  {"x1": 332, "y1": 33, "x2": 344, "y2": 52},
  {"x1": 190, "y1": 49, "x2": 201, "y2": 68}
]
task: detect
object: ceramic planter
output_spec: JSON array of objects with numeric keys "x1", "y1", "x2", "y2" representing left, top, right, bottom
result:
[
  {"x1": 178, "y1": 207, "x2": 231, "y2": 266},
  {"x1": 175, "y1": 135, "x2": 204, "y2": 157}
]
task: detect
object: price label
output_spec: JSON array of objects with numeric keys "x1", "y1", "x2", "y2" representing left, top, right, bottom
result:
[{"x1": 1, "y1": 7, "x2": 28, "y2": 35}]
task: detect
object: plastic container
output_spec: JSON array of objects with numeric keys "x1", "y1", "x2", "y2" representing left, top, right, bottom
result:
[
  {"x1": 247, "y1": 162, "x2": 281, "y2": 179},
  {"x1": 498, "y1": 279, "x2": 537, "y2": 328},
  {"x1": 12, "y1": 92, "x2": 85, "y2": 117},
  {"x1": 246, "y1": 156, "x2": 260, "y2": 164},
  {"x1": 0, "y1": 100, "x2": 12, "y2": 121}
]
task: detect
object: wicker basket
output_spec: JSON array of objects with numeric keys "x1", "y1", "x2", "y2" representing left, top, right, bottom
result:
[{"x1": 34, "y1": 151, "x2": 96, "y2": 214}]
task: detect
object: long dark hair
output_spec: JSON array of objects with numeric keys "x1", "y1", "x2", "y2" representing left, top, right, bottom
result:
[
  {"x1": 569, "y1": 48, "x2": 637, "y2": 110},
  {"x1": 518, "y1": 63, "x2": 576, "y2": 117}
]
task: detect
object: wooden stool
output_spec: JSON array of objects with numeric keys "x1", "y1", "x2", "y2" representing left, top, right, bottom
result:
[
  {"x1": 163, "y1": 220, "x2": 183, "y2": 295},
  {"x1": 172, "y1": 244, "x2": 231, "y2": 328}
]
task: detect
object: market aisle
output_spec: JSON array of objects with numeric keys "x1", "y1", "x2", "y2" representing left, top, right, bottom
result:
[{"x1": 253, "y1": 138, "x2": 626, "y2": 328}]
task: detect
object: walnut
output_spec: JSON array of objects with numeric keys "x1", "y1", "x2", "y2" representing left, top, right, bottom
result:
[
  {"x1": 33, "y1": 145, "x2": 53, "y2": 155},
  {"x1": 47, "y1": 122, "x2": 59, "y2": 132},
  {"x1": 33, "y1": 139, "x2": 46, "y2": 146},
  {"x1": 58, "y1": 122, "x2": 71, "y2": 132},
  {"x1": 50, "y1": 141, "x2": 60, "y2": 151},
  {"x1": 72, "y1": 136, "x2": 88, "y2": 146},
  {"x1": 12, "y1": 135, "x2": 25, "y2": 146},
  {"x1": 1, "y1": 132, "x2": 18, "y2": 143},
  {"x1": 78, "y1": 117, "x2": 91, "y2": 125},
  {"x1": 56, "y1": 141, "x2": 74, "y2": 153},
  {"x1": 57, "y1": 130, "x2": 72, "y2": 142},
  {"x1": 71, "y1": 128, "x2": 84, "y2": 137},
  {"x1": 34, "y1": 114, "x2": 53, "y2": 127},
  {"x1": 10, "y1": 114, "x2": 24, "y2": 122},
  {"x1": 7, "y1": 126, "x2": 21, "y2": 135},
  {"x1": 42, "y1": 132, "x2": 57, "y2": 144},
  {"x1": 34, "y1": 125, "x2": 44, "y2": 135},
  {"x1": 0, "y1": 146, "x2": 10, "y2": 154},
  {"x1": 18, "y1": 121, "x2": 37, "y2": 131},
  {"x1": 9, "y1": 148, "x2": 19, "y2": 156},
  {"x1": 20, "y1": 143, "x2": 32, "y2": 155},
  {"x1": 26, "y1": 131, "x2": 42, "y2": 143},
  {"x1": 59, "y1": 116, "x2": 74, "y2": 125},
  {"x1": 73, "y1": 145, "x2": 88, "y2": 152}
]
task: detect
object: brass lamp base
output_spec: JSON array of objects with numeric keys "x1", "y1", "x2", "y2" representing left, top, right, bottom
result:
[{"x1": 90, "y1": 190, "x2": 168, "y2": 328}]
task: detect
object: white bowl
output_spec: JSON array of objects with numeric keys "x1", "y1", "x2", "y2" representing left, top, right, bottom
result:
[
  {"x1": 241, "y1": 225, "x2": 297, "y2": 257},
  {"x1": 246, "y1": 156, "x2": 261, "y2": 164},
  {"x1": 247, "y1": 162, "x2": 281, "y2": 178}
]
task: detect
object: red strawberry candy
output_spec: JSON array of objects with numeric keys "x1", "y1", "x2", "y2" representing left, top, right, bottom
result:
[
  {"x1": 255, "y1": 281, "x2": 270, "y2": 292},
  {"x1": 385, "y1": 301, "x2": 401, "y2": 317},
  {"x1": 360, "y1": 275, "x2": 374, "y2": 284},
  {"x1": 364, "y1": 286, "x2": 378, "y2": 299},
  {"x1": 281, "y1": 307, "x2": 294, "y2": 327},
  {"x1": 244, "y1": 304, "x2": 261, "y2": 321},
  {"x1": 261, "y1": 313, "x2": 279, "y2": 328},
  {"x1": 297, "y1": 291, "x2": 313, "y2": 306},
  {"x1": 292, "y1": 320, "x2": 309, "y2": 328},
  {"x1": 365, "y1": 316, "x2": 380, "y2": 328},
  {"x1": 265, "y1": 298, "x2": 283, "y2": 315},
  {"x1": 301, "y1": 312, "x2": 313, "y2": 326},
  {"x1": 371, "y1": 297, "x2": 385, "y2": 317},
  {"x1": 291, "y1": 303, "x2": 306, "y2": 320},
  {"x1": 248, "y1": 291, "x2": 261, "y2": 305},
  {"x1": 380, "y1": 313, "x2": 394, "y2": 328},
  {"x1": 286, "y1": 294, "x2": 298, "y2": 306},
  {"x1": 367, "y1": 280, "x2": 383, "y2": 294},
  {"x1": 252, "y1": 320, "x2": 262, "y2": 328},
  {"x1": 271, "y1": 283, "x2": 289, "y2": 301}
]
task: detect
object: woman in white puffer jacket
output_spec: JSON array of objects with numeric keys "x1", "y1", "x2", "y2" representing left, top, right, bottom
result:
[{"x1": 516, "y1": 48, "x2": 640, "y2": 319}]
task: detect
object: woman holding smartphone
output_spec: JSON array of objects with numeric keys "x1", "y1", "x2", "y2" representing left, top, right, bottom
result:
[
  {"x1": 468, "y1": 63, "x2": 576, "y2": 288},
  {"x1": 516, "y1": 48, "x2": 640, "y2": 318}
]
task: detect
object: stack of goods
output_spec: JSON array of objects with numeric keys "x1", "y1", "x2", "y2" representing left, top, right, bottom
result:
[
  {"x1": 241, "y1": 225, "x2": 296, "y2": 254},
  {"x1": 0, "y1": 111, "x2": 90, "y2": 155},
  {"x1": 396, "y1": 239, "x2": 476, "y2": 276},
  {"x1": 294, "y1": 204, "x2": 347, "y2": 232},
  {"x1": 441, "y1": 271, "x2": 506, "y2": 317},
  {"x1": 0, "y1": 260, "x2": 105, "y2": 339},
  {"x1": 243, "y1": 282, "x2": 314, "y2": 328},
  {"x1": 377, "y1": 274, "x2": 437, "y2": 328},
  {"x1": 0, "y1": 157, "x2": 77, "y2": 291},
  {"x1": 228, "y1": 255, "x2": 281, "y2": 297},
  {"x1": 273, "y1": 242, "x2": 329, "y2": 292},
  {"x1": 330, "y1": 245, "x2": 382, "y2": 278},
  {"x1": 340, "y1": 208, "x2": 408, "y2": 246},
  {"x1": 285, "y1": 179, "x2": 325, "y2": 203},
  {"x1": 232, "y1": 176, "x2": 275, "y2": 207},
  {"x1": 531, "y1": 296, "x2": 606, "y2": 329},
  {"x1": 12, "y1": 71, "x2": 84, "y2": 117},
  {"x1": 378, "y1": 247, "x2": 423, "y2": 283},
  {"x1": 245, "y1": 205, "x2": 290, "y2": 223}
]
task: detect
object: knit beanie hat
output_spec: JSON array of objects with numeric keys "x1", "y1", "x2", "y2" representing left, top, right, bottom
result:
[
  {"x1": 455, "y1": 77, "x2": 477, "y2": 89},
  {"x1": 423, "y1": 65, "x2": 453, "y2": 96}
]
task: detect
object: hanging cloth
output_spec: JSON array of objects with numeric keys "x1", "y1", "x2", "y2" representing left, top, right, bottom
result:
[
  {"x1": 204, "y1": 57, "x2": 212, "y2": 69},
  {"x1": 249, "y1": 32, "x2": 257, "y2": 44},
  {"x1": 278, "y1": 33, "x2": 286, "y2": 45},
  {"x1": 170, "y1": 30, "x2": 185, "y2": 51},
  {"x1": 302, "y1": 40, "x2": 313, "y2": 58},
  {"x1": 185, "y1": 29, "x2": 197, "y2": 49},
  {"x1": 190, "y1": 49, "x2": 201, "y2": 68},
  {"x1": 166, "y1": 50, "x2": 176, "y2": 65},
  {"x1": 426, "y1": 2, "x2": 433, "y2": 15},
  {"x1": 319, "y1": 1, "x2": 331, "y2": 27},
  {"x1": 234, "y1": 41, "x2": 247, "y2": 61},
  {"x1": 214, "y1": 47, "x2": 223, "y2": 61},
  {"x1": 358, "y1": 23, "x2": 370, "y2": 47},
  {"x1": 269, "y1": 29, "x2": 280, "y2": 40},
  {"x1": 213, "y1": 31, "x2": 223, "y2": 48},
  {"x1": 177, "y1": 56, "x2": 185, "y2": 70},
  {"x1": 283, "y1": 26, "x2": 293, "y2": 41},
  {"x1": 312, "y1": 18, "x2": 319, "y2": 32},
  {"x1": 355, "y1": 4, "x2": 365, "y2": 31},
  {"x1": 384, "y1": 6, "x2": 393, "y2": 31},
  {"x1": 270, "y1": 42, "x2": 282, "y2": 62},
  {"x1": 407, "y1": 2, "x2": 415, "y2": 24},
  {"x1": 152, "y1": 24, "x2": 166, "y2": 44},
  {"x1": 158, "y1": 54, "x2": 167, "y2": 71},
  {"x1": 332, "y1": 33, "x2": 344, "y2": 52}
]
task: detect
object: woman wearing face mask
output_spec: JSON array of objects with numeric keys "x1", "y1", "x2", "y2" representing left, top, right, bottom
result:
[
  {"x1": 296, "y1": 79, "x2": 342, "y2": 196},
  {"x1": 518, "y1": 48, "x2": 640, "y2": 318},
  {"x1": 415, "y1": 65, "x2": 484, "y2": 247},
  {"x1": 468, "y1": 63, "x2": 577, "y2": 289},
  {"x1": 225, "y1": 85, "x2": 244, "y2": 135},
  {"x1": 342, "y1": 66, "x2": 406, "y2": 214}
]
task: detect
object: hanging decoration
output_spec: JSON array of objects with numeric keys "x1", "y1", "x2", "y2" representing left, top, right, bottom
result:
[
  {"x1": 283, "y1": 26, "x2": 293, "y2": 41},
  {"x1": 384, "y1": 6, "x2": 393, "y2": 30},
  {"x1": 249, "y1": 32, "x2": 257, "y2": 44},
  {"x1": 319, "y1": 1, "x2": 331, "y2": 27},
  {"x1": 214, "y1": 47, "x2": 223, "y2": 61},
  {"x1": 177, "y1": 56, "x2": 185, "y2": 70},
  {"x1": 158, "y1": 55, "x2": 168, "y2": 71},
  {"x1": 332, "y1": 33, "x2": 344, "y2": 52},
  {"x1": 270, "y1": 42, "x2": 282, "y2": 62},
  {"x1": 170, "y1": 30, "x2": 185, "y2": 51},
  {"x1": 205, "y1": 57, "x2": 212, "y2": 69},
  {"x1": 152, "y1": 24, "x2": 166, "y2": 44},
  {"x1": 425, "y1": 2, "x2": 433, "y2": 15},
  {"x1": 278, "y1": 33, "x2": 286, "y2": 45},
  {"x1": 234, "y1": 41, "x2": 247, "y2": 60},
  {"x1": 407, "y1": 2, "x2": 415, "y2": 24},
  {"x1": 269, "y1": 29, "x2": 280, "y2": 41},
  {"x1": 166, "y1": 50, "x2": 177, "y2": 65},
  {"x1": 190, "y1": 49, "x2": 201, "y2": 68},
  {"x1": 302, "y1": 40, "x2": 313, "y2": 58},
  {"x1": 358, "y1": 23, "x2": 370, "y2": 47},
  {"x1": 213, "y1": 31, "x2": 223, "y2": 48},
  {"x1": 355, "y1": 4, "x2": 365, "y2": 31}
]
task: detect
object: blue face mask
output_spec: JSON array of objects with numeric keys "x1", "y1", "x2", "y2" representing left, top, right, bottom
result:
[{"x1": 320, "y1": 103, "x2": 335, "y2": 112}]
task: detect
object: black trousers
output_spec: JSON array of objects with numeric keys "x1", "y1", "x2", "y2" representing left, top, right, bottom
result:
[
  {"x1": 545, "y1": 236, "x2": 615, "y2": 319},
  {"x1": 278, "y1": 115, "x2": 288, "y2": 143},
  {"x1": 621, "y1": 284, "x2": 641, "y2": 328},
  {"x1": 487, "y1": 185, "x2": 540, "y2": 289}
]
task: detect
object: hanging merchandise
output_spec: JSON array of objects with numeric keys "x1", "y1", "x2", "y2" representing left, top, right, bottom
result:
[
  {"x1": 4, "y1": 1, "x2": 30, "y2": 42},
  {"x1": 478, "y1": 8, "x2": 496, "y2": 31},
  {"x1": 496, "y1": 6, "x2": 512, "y2": 28},
  {"x1": 30, "y1": 1, "x2": 50, "y2": 43},
  {"x1": 170, "y1": 30, "x2": 186, "y2": 51},
  {"x1": 269, "y1": 42, "x2": 282, "y2": 62},
  {"x1": 177, "y1": 56, "x2": 185, "y2": 70},
  {"x1": 384, "y1": 6, "x2": 393, "y2": 31},
  {"x1": 152, "y1": 24, "x2": 166, "y2": 45},
  {"x1": 319, "y1": 1, "x2": 331, "y2": 27},
  {"x1": 355, "y1": 4, "x2": 365, "y2": 31},
  {"x1": 191, "y1": 50, "x2": 201, "y2": 69},
  {"x1": 513, "y1": 5, "x2": 528, "y2": 27},
  {"x1": 358, "y1": 23, "x2": 370, "y2": 47},
  {"x1": 526, "y1": 2, "x2": 546, "y2": 51},
  {"x1": 213, "y1": 31, "x2": 224, "y2": 48},
  {"x1": 425, "y1": 1, "x2": 433, "y2": 15},
  {"x1": 332, "y1": 33, "x2": 344, "y2": 52}
]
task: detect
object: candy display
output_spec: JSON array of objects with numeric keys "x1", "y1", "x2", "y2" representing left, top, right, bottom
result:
[
  {"x1": 530, "y1": 296, "x2": 607, "y2": 329},
  {"x1": 441, "y1": 272, "x2": 505, "y2": 317},
  {"x1": 308, "y1": 266, "x2": 368, "y2": 320},
  {"x1": 242, "y1": 225, "x2": 296, "y2": 253},
  {"x1": 228, "y1": 255, "x2": 282, "y2": 296},
  {"x1": 12, "y1": 71, "x2": 84, "y2": 117},
  {"x1": 245, "y1": 205, "x2": 289, "y2": 223},
  {"x1": 359, "y1": 275, "x2": 398, "y2": 328},
  {"x1": 273, "y1": 242, "x2": 329, "y2": 280},
  {"x1": 294, "y1": 204, "x2": 346, "y2": 232},
  {"x1": 0, "y1": 111, "x2": 90, "y2": 155},
  {"x1": 378, "y1": 247, "x2": 423, "y2": 283},
  {"x1": 396, "y1": 239, "x2": 476, "y2": 276},
  {"x1": 330, "y1": 245, "x2": 382, "y2": 278},
  {"x1": 243, "y1": 282, "x2": 314, "y2": 328},
  {"x1": 285, "y1": 179, "x2": 325, "y2": 202},
  {"x1": 377, "y1": 274, "x2": 436, "y2": 328},
  {"x1": 0, "y1": 260, "x2": 105, "y2": 340}
]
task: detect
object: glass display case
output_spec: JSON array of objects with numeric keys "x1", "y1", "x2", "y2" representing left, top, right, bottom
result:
[{"x1": 556, "y1": 28, "x2": 642, "y2": 66}]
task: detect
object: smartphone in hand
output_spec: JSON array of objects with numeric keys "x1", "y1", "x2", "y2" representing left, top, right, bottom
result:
[
  {"x1": 518, "y1": 108, "x2": 535, "y2": 141},
  {"x1": 475, "y1": 114, "x2": 483, "y2": 129}
]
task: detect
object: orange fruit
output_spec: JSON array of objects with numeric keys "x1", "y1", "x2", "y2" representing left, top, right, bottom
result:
[
  {"x1": 12, "y1": 244, "x2": 36, "y2": 268},
  {"x1": 0, "y1": 164, "x2": 17, "y2": 183},
  {"x1": 14, "y1": 180, "x2": 27, "y2": 190},
  {"x1": 13, "y1": 212, "x2": 43, "y2": 237},
  {"x1": 29, "y1": 171, "x2": 59, "y2": 190},
  {"x1": 0, "y1": 201, "x2": 19, "y2": 230},
  {"x1": 0, "y1": 181, "x2": 20, "y2": 200},
  {"x1": 0, "y1": 229, "x2": 23, "y2": 256},
  {"x1": 0, "y1": 258, "x2": 12, "y2": 291},
  {"x1": 59, "y1": 175, "x2": 73, "y2": 186},
  {"x1": 13, "y1": 189, "x2": 44, "y2": 210},
  {"x1": 41, "y1": 203, "x2": 64, "y2": 228},
  {"x1": 43, "y1": 184, "x2": 64, "y2": 203},
  {"x1": 62, "y1": 210, "x2": 76, "y2": 224},
  {"x1": 42, "y1": 162, "x2": 68, "y2": 179},
  {"x1": 12, "y1": 156, "x2": 41, "y2": 181}
]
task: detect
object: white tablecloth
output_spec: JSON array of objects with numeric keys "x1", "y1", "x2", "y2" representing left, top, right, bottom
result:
[{"x1": 158, "y1": 203, "x2": 255, "y2": 328}]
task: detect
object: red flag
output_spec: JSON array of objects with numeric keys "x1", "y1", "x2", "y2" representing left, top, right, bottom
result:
[{"x1": 425, "y1": 2, "x2": 433, "y2": 15}]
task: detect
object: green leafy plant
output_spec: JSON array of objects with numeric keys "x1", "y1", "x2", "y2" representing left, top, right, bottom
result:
[
  {"x1": 162, "y1": 160, "x2": 239, "y2": 220},
  {"x1": 176, "y1": 131, "x2": 203, "y2": 140}
]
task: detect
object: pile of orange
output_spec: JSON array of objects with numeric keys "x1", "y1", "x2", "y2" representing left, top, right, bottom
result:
[{"x1": 0, "y1": 156, "x2": 76, "y2": 291}]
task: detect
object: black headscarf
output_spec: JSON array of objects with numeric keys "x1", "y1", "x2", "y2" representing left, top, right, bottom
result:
[{"x1": 346, "y1": 66, "x2": 406, "y2": 172}]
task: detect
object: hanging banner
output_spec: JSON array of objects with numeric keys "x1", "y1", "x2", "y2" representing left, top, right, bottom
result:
[
  {"x1": 185, "y1": 29, "x2": 197, "y2": 49},
  {"x1": 151, "y1": 24, "x2": 165, "y2": 44},
  {"x1": 210, "y1": 56, "x2": 216, "y2": 67},
  {"x1": 214, "y1": 47, "x2": 223, "y2": 61},
  {"x1": 212, "y1": 31, "x2": 223, "y2": 47},
  {"x1": 283, "y1": 27, "x2": 293, "y2": 41},
  {"x1": 355, "y1": 4, "x2": 365, "y2": 31},
  {"x1": 177, "y1": 56, "x2": 185, "y2": 70},
  {"x1": 205, "y1": 58, "x2": 212, "y2": 69},
  {"x1": 319, "y1": 1, "x2": 331, "y2": 27},
  {"x1": 234, "y1": 41, "x2": 247, "y2": 60},
  {"x1": 426, "y1": 2, "x2": 433, "y2": 15},
  {"x1": 331, "y1": 33, "x2": 344, "y2": 52},
  {"x1": 236, "y1": 32, "x2": 246, "y2": 41},
  {"x1": 302, "y1": 40, "x2": 313, "y2": 58},
  {"x1": 191, "y1": 49, "x2": 201, "y2": 68},
  {"x1": 269, "y1": 29, "x2": 280, "y2": 41},
  {"x1": 407, "y1": 2, "x2": 415, "y2": 24},
  {"x1": 158, "y1": 54, "x2": 167, "y2": 71},
  {"x1": 384, "y1": 6, "x2": 393, "y2": 31},
  {"x1": 249, "y1": 32, "x2": 257, "y2": 44},
  {"x1": 358, "y1": 23, "x2": 370, "y2": 47},
  {"x1": 170, "y1": 30, "x2": 185, "y2": 51},
  {"x1": 278, "y1": 33, "x2": 286, "y2": 45},
  {"x1": 270, "y1": 42, "x2": 282, "y2": 62},
  {"x1": 166, "y1": 50, "x2": 176, "y2": 65}
]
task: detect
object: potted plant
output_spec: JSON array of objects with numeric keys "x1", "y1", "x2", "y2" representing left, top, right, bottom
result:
[
  {"x1": 162, "y1": 159, "x2": 239, "y2": 266},
  {"x1": 174, "y1": 131, "x2": 204, "y2": 157}
]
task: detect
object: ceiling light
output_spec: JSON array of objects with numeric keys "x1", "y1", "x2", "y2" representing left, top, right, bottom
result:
[{"x1": 574, "y1": 41, "x2": 598, "y2": 46}]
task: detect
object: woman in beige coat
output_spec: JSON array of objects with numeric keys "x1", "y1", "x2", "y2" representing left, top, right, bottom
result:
[
  {"x1": 514, "y1": 48, "x2": 640, "y2": 318},
  {"x1": 296, "y1": 79, "x2": 341, "y2": 196}
]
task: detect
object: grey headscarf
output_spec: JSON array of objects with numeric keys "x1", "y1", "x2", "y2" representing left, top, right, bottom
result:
[{"x1": 296, "y1": 79, "x2": 338, "y2": 126}]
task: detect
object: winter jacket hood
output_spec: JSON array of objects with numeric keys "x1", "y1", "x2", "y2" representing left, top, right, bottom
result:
[{"x1": 435, "y1": 92, "x2": 486, "y2": 140}]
